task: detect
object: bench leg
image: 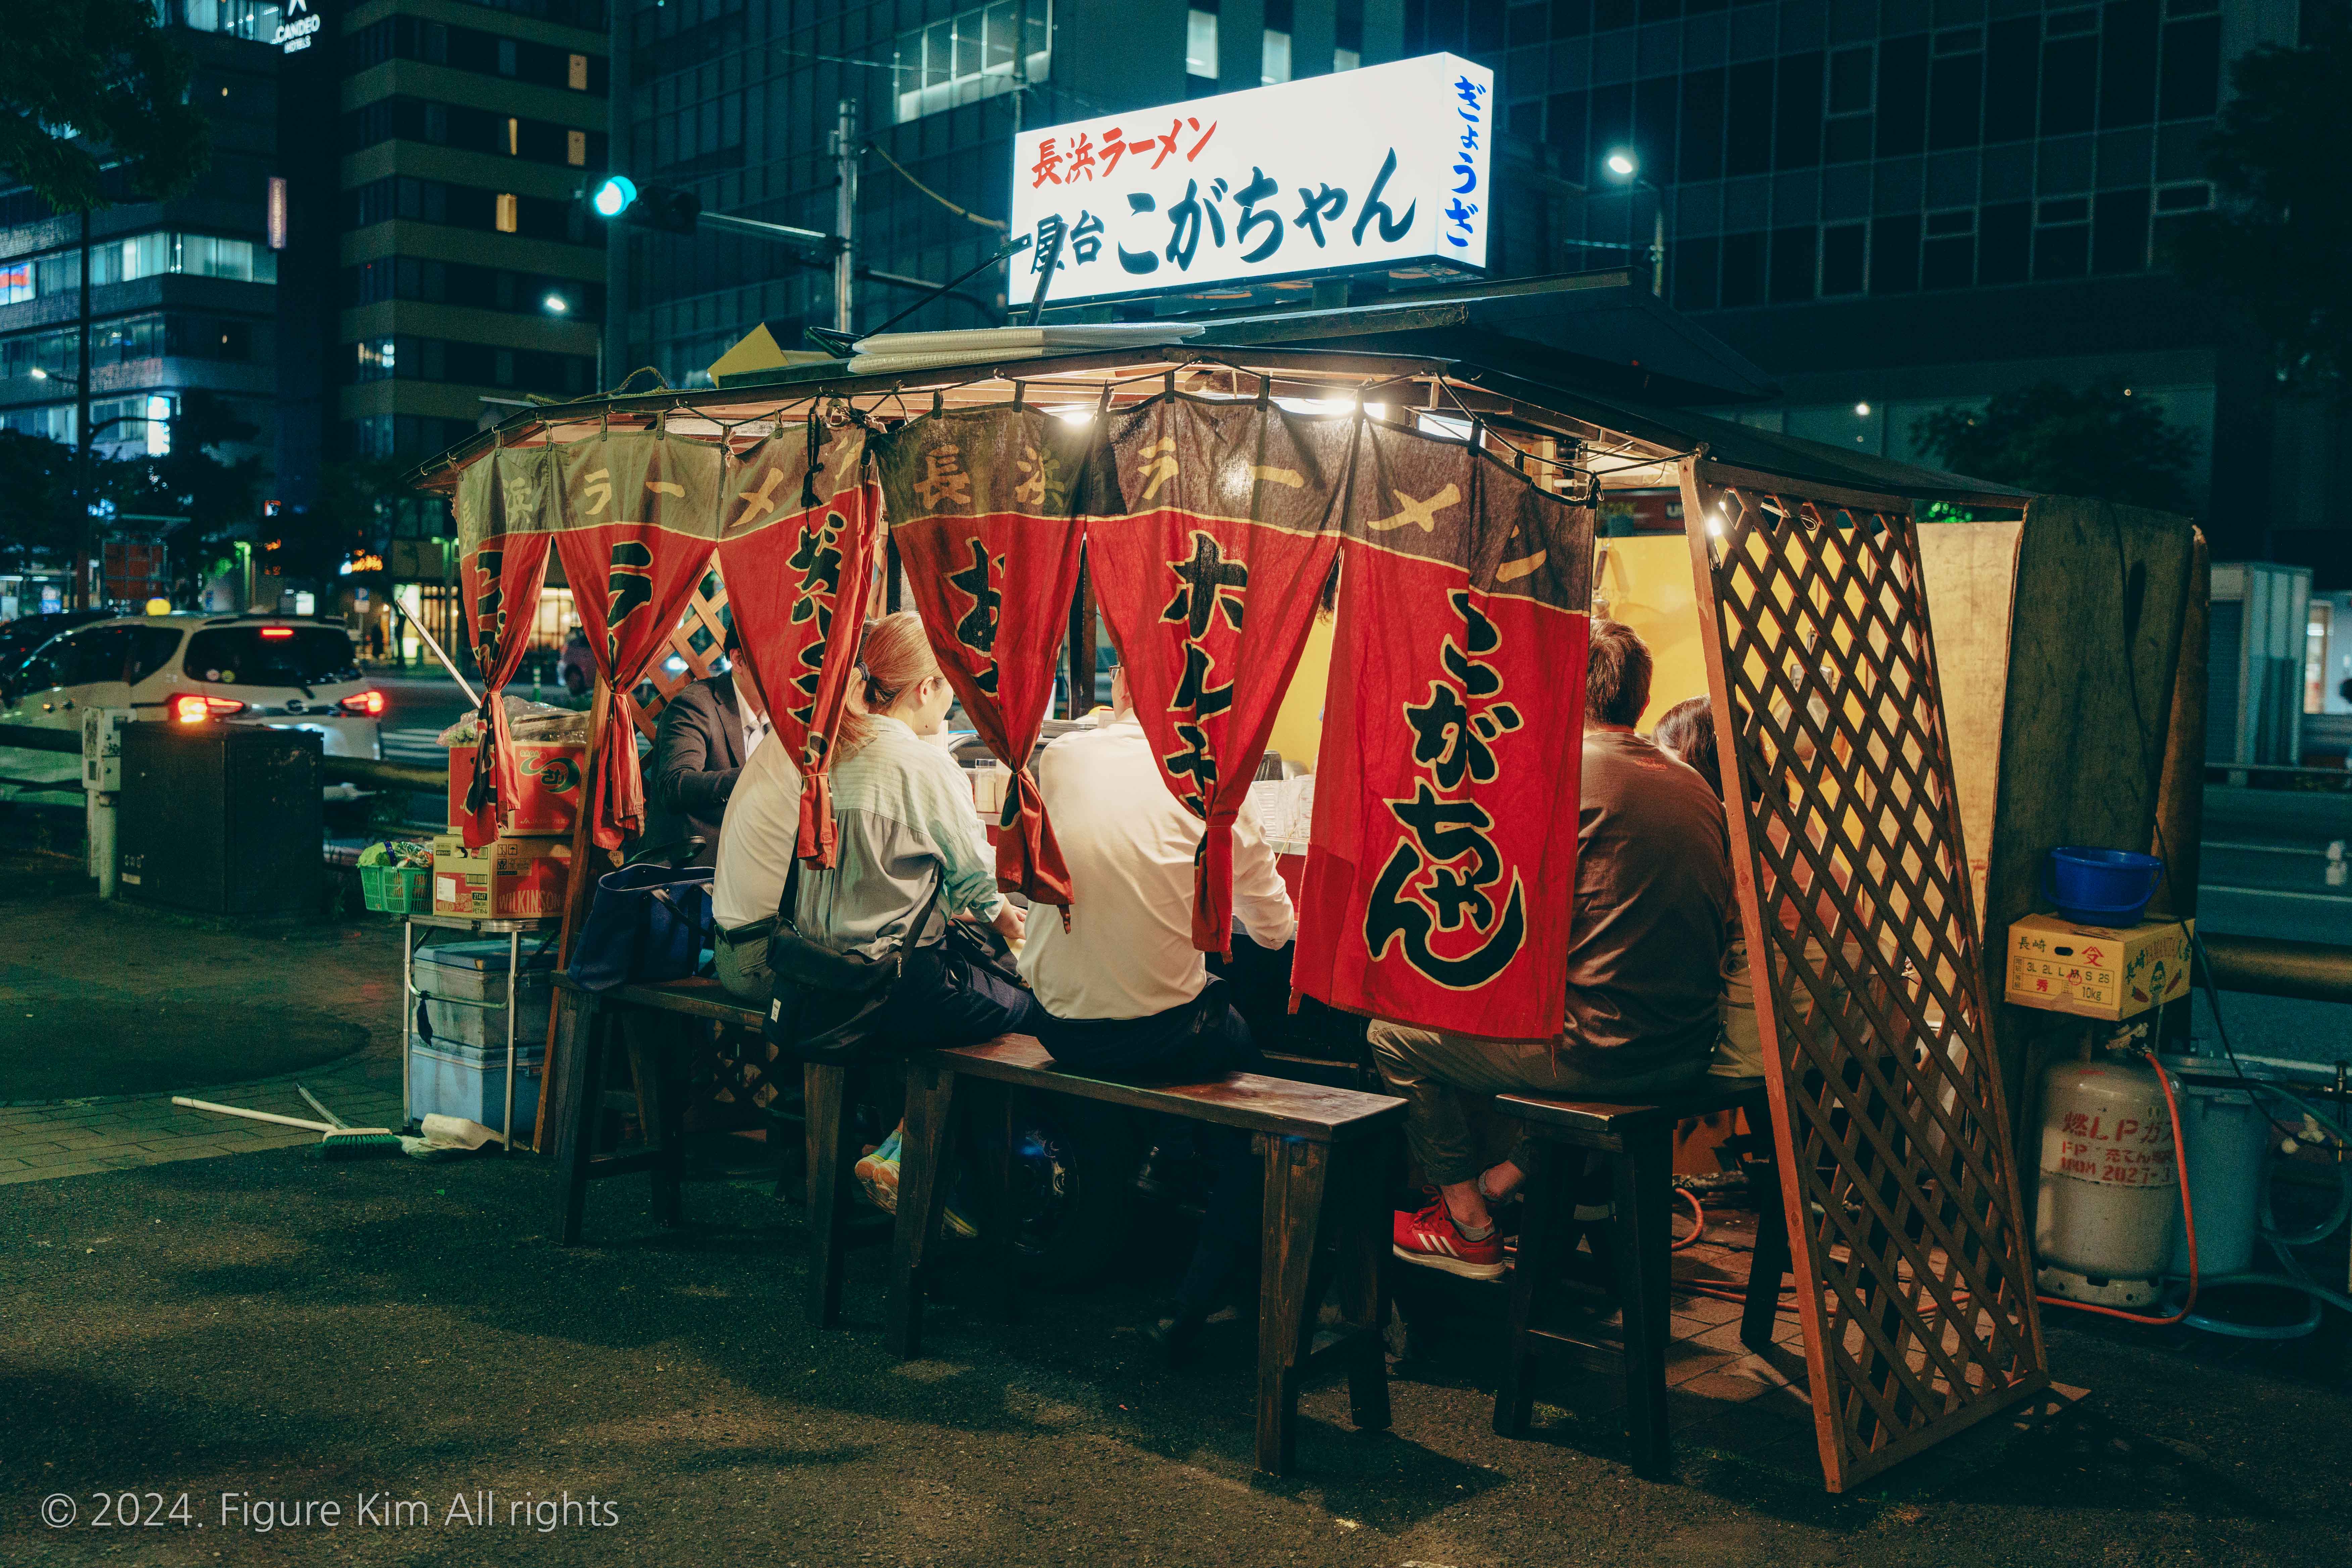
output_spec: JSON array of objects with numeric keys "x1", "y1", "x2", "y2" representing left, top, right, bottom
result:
[
  {"x1": 1254, "y1": 1132, "x2": 1329, "y2": 1483},
  {"x1": 624, "y1": 1015, "x2": 689, "y2": 1230},
  {"x1": 1611, "y1": 1126, "x2": 1673, "y2": 1480},
  {"x1": 972, "y1": 1081, "x2": 1022, "y2": 1325},
  {"x1": 552, "y1": 996, "x2": 605, "y2": 1247},
  {"x1": 804, "y1": 1062, "x2": 855, "y2": 1329},
  {"x1": 1494, "y1": 1136, "x2": 1560, "y2": 1437},
  {"x1": 887, "y1": 1061, "x2": 958, "y2": 1359},
  {"x1": 1330, "y1": 1138, "x2": 1390, "y2": 1434},
  {"x1": 1742, "y1": 1139, "x2": 1793, "y2": 1357}
]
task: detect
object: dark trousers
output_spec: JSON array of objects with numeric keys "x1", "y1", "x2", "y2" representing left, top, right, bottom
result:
[
  {"x1": 1036, "y1": 983, "x2": 1260, "y2": 1308},
  {"x1": 874, "y1": 945, "x2": 1043, "y2": 1051}
]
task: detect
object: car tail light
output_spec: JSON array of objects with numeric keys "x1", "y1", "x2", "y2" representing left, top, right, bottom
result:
[
  {"x1": 169, "y1": 694, "x2": 247, "y2": 723},
  {"x1": 258, "y1": 626, "x2": 295, "y2": 639},
  {"x1": 339, "y1": 690, "x2": 386, "y2": 717}
]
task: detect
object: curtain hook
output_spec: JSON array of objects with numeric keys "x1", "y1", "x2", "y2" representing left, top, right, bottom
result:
[
  {"x1": 1011, "y1": 381, "x2": 1027, "y2": 411},
  {"x1": 932, "y1": 390, "x2": 944, "y2": 416}
]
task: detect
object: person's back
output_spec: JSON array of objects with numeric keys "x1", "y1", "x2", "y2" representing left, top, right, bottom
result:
[
  {"x1": 1561, "y1": 726, "x2": 1733, "y2": 1082},
  {"x1": 796, "y1": 710, "x2": 996, "y2": 959},
  {"x1": 1019, "y1": 698, "x2": 1294, "y2": 1021}
]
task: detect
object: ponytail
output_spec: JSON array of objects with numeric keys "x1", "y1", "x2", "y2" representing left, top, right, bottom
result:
[{"x1": 834, "y1": 610, "x2": 942, "y2": 760}]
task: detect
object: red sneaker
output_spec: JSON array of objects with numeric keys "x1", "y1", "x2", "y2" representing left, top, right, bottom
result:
[{"x1": 1391, "y1": 1197, "x2": 1506, "y2": 1280}]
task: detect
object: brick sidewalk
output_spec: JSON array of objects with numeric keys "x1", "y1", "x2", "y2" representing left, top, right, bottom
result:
[{"x1": 0, "y1": 1038, "x2": 408, "y2": 1184}]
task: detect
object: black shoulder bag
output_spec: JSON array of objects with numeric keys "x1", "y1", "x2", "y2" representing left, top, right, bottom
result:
[{"x1": 760, "y1": 872, "x2": 944, "y2": 1067}]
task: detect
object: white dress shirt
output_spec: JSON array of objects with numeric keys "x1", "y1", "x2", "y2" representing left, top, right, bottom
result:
[
  {"x1": 711, "y1": 734, "x2": 804, "y2": 931},
  {"x1": 1018, "y1": 711, "x2": 1297, "y2": 1020}
]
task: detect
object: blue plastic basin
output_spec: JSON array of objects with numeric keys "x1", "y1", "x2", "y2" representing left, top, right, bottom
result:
[{"x1": 2045, "y1": 846, "x2": 2165, "y2": 926}]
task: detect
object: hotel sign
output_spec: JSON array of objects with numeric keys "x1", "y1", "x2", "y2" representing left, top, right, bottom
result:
[
  {"x1": 275, "y1": 0, "x2": 322, "y2": 53},
  {"x1": 1008, "y1": 53, "x2": 1494, "y2": 306}
]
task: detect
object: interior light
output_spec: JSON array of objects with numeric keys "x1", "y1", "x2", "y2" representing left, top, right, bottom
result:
[
  {"x1": 1704, "y1": 509, "x2": 1725, "y2": 539},
  {"x1": 1048, "y1": 405, "x2": 1094, "y2": 422},
  {"x1": 1853, "y1": 401, "x2": 1871, "y2": 416}
]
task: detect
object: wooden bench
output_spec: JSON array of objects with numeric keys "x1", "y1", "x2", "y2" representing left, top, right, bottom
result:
[
  {"x1": 548, "y1": 977, "x2": 924, "y2": 1330},
  {"x1": 1488, "y1": 1076, "x2": 1789, "y2": 1479},
  {"x1": 888, "y1": 1035, "x2": 1408, "y2": 1483}
]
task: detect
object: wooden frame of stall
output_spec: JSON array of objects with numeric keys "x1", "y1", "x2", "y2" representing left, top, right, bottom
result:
[{"x1": 410, "y1": 341, "x2": 2070, "y2": 1491}]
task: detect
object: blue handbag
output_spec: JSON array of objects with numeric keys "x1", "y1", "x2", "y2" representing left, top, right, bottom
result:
[{"x1": 566, "y1": 863, "x2": 714, "y2": 991}]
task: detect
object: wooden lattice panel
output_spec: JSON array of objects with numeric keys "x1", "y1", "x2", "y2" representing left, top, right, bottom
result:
[
  {"x1": 629, "y1": 565, "x2": 734, "y2": 737},
  {"x1": 1679, "y1": 459, "x2": 2048, "y2": 1492}
]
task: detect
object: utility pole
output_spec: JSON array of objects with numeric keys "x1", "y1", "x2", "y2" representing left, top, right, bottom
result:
[
  {"x1": 833, "y1": 98, "x2": 857, "y2": 336},
  {"x1": 71, "y1": 209, "x2": 93, "y2": 609},
  {"x1": 1651, "y1": 200, "x2": 1665, "y2": 297},
  {"x1": 603, "y1": 0, "x2": 629, "y2": 392}
]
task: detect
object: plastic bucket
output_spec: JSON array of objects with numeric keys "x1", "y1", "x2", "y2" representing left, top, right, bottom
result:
[{"x1": 2044, "y1": 846, "x2": 2164, "y2": 926}]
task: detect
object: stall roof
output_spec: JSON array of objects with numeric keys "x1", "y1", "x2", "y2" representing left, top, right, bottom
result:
[{"x1": 404, "y1": 278, "x2": 2029, "y2": 509}]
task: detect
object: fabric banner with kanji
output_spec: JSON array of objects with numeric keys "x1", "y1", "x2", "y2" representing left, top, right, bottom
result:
[
  {"x1": 552, "y1": 428, "x2": 725, "y2": 850},
  {"x1": 874, "y1": 406, "x2": 1121, "y2": 905},
  {"x1": 716, "y1": 418, "x2": 880, "y2": 867},
  {"x1": 453, "y1": 444, "x2": 557, "y2": 846},
  {"x1": 1096, "y1": 395, "x2": 1355, "y2": 951},
  {"x1": 1294, "y1": 420, "x2": 1594, "y2": 1041}
]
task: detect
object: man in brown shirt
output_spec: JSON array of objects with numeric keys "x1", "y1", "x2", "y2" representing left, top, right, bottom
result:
[{"x1": 1377, "y1": 619, "x2": 1733, "y2": 1278}]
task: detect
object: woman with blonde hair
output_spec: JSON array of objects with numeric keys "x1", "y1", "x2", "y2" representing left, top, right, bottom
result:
[{"x1": 792, "y1": 611, "x2": 1035, "y2": 1051}]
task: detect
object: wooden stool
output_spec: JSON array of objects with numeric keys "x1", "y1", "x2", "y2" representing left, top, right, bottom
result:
[
  {"x1": 1489, "y1": 1077, "x2": 1789, "y2": 1479},
  {"x1": 889, "y1": 1035, "x2": 1407, "y2": 1482},
  {"x1": 549, "y1": 978, "x2": 708, "y2": 1245}
]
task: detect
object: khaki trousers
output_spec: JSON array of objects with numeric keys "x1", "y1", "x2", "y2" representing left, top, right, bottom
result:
[{"x1": 1366, "y1": 1019, "x2": 1710, "y2": 1186}]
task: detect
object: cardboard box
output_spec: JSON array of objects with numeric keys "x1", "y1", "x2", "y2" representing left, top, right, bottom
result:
[
  {"x1": 2005, "y1": 913, "x2": 2193, "y2": 1021},
  {"x1": 432, "y1": 834, "x2": 573, "y2": 920},
  {"x1": 445, "y1": 740, "x2": 586, "y2": 836}
]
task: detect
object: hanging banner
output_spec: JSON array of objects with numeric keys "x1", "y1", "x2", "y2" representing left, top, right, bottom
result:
[
  {"x1": 875, "y1": 405, "x2": 1121, "y2": 905},
  {"x1": 453, "y1": 444, "x2": 556, "y2": 847},
  {"x1": 1295, "y1": 421, "x2": 1594, "y2": 1041},
  {"x1": 716, "y1": 417, "x2": 880, "y2": 867},
  {"x1": 552, "y1": 429, "x2": 724, "y2": 850},
  {"x1": 1096, "y1": 394, "x2": 1353, "y2": 951}
]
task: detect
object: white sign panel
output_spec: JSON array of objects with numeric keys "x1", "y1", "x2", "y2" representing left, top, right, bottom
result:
[{"x1": 1008, "y1": 53, "x2": 1493, "y2": 307}]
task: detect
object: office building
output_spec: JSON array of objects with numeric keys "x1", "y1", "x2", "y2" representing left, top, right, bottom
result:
[{"x1": 336, "y1": 0, "x2": 614, "y2": 464}]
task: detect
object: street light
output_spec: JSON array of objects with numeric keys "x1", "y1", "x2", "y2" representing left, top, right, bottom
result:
[
  {"x1": 543, "y1": 292, "x2": 603, "y2": 395},
  {"x1": 1604, "y1": 149, "x2": 1666, "y2": 298}
]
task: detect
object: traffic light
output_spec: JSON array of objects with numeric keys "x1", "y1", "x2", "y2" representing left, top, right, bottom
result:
[{"x1": 585, "y1": 175, "x2": 700, "y2": 234}]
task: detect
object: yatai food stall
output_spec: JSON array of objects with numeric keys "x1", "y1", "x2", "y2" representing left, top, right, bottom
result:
[{"x1": 404, "y1": 56, "x2": 2206, "y2": 1495}]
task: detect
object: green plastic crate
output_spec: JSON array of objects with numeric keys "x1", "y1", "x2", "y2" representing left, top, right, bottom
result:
[{"x1": 360, "y1": 863, "x2": 433, "y2": 914}]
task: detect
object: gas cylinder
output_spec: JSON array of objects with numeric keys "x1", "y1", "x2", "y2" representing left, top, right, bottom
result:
[{"x1": 2035, "y1": 1051, "x2": 2179, "y2": 1308}]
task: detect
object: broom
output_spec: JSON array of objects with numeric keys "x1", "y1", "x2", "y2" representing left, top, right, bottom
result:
[{"x1": 170, "y1": 1095, "x2": 407, "y2": 1159}]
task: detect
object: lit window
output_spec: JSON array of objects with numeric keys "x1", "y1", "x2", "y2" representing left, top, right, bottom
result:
[
  {"x1": 892, "y1": 0, "x2": 1052, "y2": 125},
  {"x1": 1261, "y1": 30, "x2": 1289, "y2": 85},
  {"x1": 495, "y1": 194, "x2": 519, "y2": 233},
  {"x1": 1186, "y1": 8, "x2": 1218, "y2": 81},
  {"x1": 506, "y1": 117, "x2": 520, "y2": 156},
  {"x1": 1333, "y1": 47, "x2": 1359, "y2": 72},
  {"x1": 566, "y1": 130, "x2": 587, "y2": 167},
  {"x1": 567, "y1": 53, "x2": 589, "y2": 91}
]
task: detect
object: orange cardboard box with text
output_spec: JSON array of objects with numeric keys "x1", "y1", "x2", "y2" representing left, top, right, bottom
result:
[
  {"x1": 2005, "y1": 913, "x2": 2193, "y2": 1022},
  {"x1": 445, "y1": 741, "x2": 586, "y2": 837},
  {"x1": 432, "y1": 833, "x2": 572, "y2": 920}
]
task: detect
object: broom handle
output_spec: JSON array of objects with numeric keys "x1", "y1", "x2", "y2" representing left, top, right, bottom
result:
[{"x1": 172, "y1": 1097, "x2": 336, "y2": 1133}]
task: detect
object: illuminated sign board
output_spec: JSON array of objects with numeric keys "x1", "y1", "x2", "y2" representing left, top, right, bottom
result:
[
  {"x1": 275, "y1": 0, "x2": 321, "y2": 53},
  {"x1": 1007, "y1": 53, "x2": 1493, "y2": 307}
]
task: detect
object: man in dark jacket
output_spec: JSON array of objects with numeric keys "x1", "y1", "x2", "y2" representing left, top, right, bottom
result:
[{"x1": 645, "y1": 642, "x2": 765, "y2": 866}]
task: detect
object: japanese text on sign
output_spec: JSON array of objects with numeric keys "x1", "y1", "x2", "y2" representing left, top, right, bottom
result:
[{"x1": 1008, "y1": 53, "x2": 1494, "y2": 306}]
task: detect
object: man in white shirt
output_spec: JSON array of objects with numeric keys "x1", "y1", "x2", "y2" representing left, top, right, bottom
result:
[
  {"x1": 709, "y1": 733, "x2": 805, "y2": 1006},
  {"x1": 1018, "y1": 659, "x2": 1297, "y2": 1357}
]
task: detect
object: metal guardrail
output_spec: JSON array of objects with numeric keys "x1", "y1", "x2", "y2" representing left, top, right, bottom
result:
[
  {"x1": 0, "y1": 721, "x2": 448, "y2": 794},
  {"x1": 2203, "y1": 933, "x2": 2352, "y2": 1006},
  {"x1": 2205, "y1": 762, "x2": 2352, "y2": 792}
]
